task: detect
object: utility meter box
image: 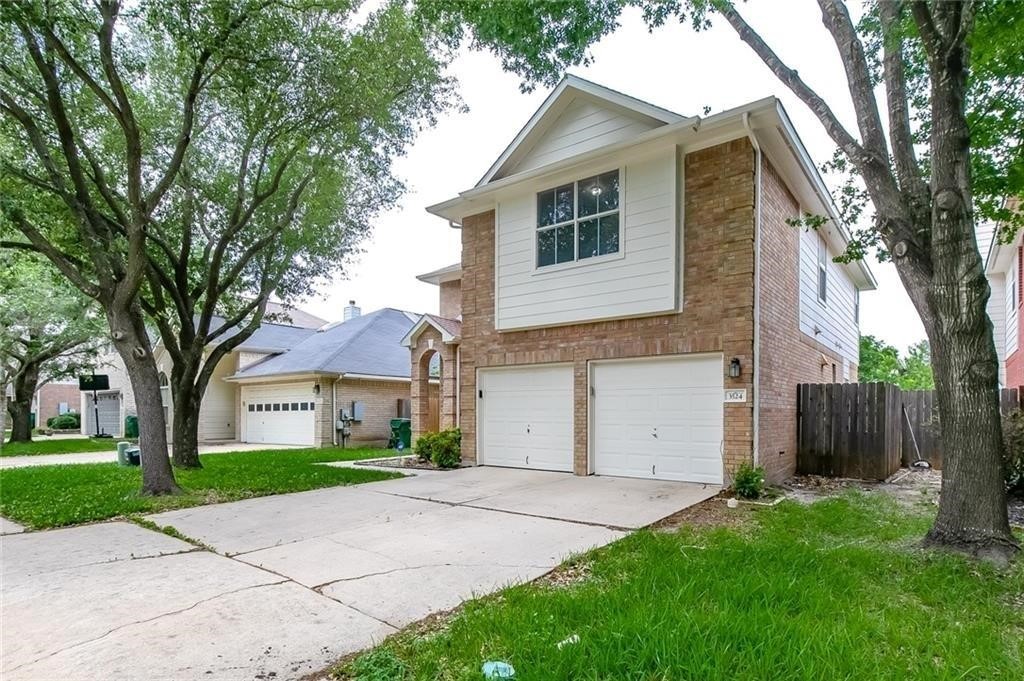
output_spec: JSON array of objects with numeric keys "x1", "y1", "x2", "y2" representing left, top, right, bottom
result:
[{"x1": 351, "y1": 400, "x2": 365, "y2": 422}]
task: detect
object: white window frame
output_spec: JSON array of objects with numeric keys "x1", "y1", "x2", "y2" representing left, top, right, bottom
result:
[
  {"x1": 535, "y1": 169, "x2": 622, "y2": 270},
  {"x1": 817, "y1": 232, "x2": 829, "y2": 305},
  {"x1": 854, "y1": 289, "x2": 860, "y2": 323}
]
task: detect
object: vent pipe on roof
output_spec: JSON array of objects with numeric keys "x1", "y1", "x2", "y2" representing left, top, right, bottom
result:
[{"x1": 343, "y1": 300, "x2": 361, "y2": 321}]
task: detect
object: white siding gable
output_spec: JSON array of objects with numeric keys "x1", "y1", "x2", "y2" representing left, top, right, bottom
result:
[
  {"x1": 495, "y1": 149, "x2": 678, "y2": 330},
  {"x1": 1006, "y1": 250, "x2": 1019, "y2": 356},
  {"x1": 798, "y1": 228, "x2": 859, "y2": 366},
  {"x1": 988, "y1": 273, "x2": 1006, "y2": 384},
  {"x1": 506, "y1": 96, "x2": 663, "y2": 178}
]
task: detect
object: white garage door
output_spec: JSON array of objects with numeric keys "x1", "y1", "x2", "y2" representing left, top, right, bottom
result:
[
  {"x1": 242, "y1": 384, "x2": 315, "y2": 446},
  {"x1": 84, "y1": 392, "x2": 121, "y2": 437},
  {"x1": 592, "y1": 355, "x2": 724, "y2": 483},
  {"x1": 478, "y1": 365, "x2": 573, "y2": 472}
]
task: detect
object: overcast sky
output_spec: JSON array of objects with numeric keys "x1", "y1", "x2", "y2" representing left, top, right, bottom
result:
[{"x1": 300, "y1": 0, "x2": 926, "y2": 353}]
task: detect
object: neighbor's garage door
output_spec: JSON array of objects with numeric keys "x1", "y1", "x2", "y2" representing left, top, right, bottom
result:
[
  {"x1": 592, "y1": 355, "x2": 723, "y2": 484},
  {"x1": 84, "y1": 392, "x2": 122, "y2": 437},
  {"x1": 478, "y1": 365, "x2": 573, "y2": 472},
  {"x1": 242, "y1": 383, "x2": 315, "y2": 446}
]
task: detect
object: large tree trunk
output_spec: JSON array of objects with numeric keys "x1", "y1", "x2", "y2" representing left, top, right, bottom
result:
[
  {"x1": 7, "y1": 364, "x2": 40, "y2": 443},
  {"x1": 107, "y1": 304, "x2": 179, "y2": 495},
  {"x1": 171, "y1": 380, "x2": 203, "y2": 469},
  {"x1": 912, "y1": 28, "x2": 1017, "y2": 564}
]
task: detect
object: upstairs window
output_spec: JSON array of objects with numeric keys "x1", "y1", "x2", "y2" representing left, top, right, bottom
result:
[
  {"x1": 817, "y1": 232, "x2": 828, "y2": 304},
  {"x1": 537, "y1": 169, "x2": 620, "y2": 268}
]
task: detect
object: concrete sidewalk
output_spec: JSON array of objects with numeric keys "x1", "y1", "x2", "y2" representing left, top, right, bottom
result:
[{"x1": 2, "y1": 467, "x2": 719, "y2": 680}]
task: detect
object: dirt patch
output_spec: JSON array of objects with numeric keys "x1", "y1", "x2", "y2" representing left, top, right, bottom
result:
[
  {"x1": 651, "y1": 493, "x2": 758, "y2": 532},
  {"x1": 354, "y1": 456, "x2": 457, "y2": 471}
]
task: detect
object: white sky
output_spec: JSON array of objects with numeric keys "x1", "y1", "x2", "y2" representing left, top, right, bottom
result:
[{"x1": 301, "y1": 0, "x2": 926, "y2": 353}]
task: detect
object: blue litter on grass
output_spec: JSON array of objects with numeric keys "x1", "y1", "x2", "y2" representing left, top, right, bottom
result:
[{"x1": 482, "y1": 660, "x2": 515, "y2": 678}]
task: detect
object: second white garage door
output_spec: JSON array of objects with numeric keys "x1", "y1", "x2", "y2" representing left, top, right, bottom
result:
[
  {"x1": 592, "y1": 355, "x2": 724, "y2": 484},
  {"x1": 478, "y1": 365, "x2": 573, "y2": 472},
  {"x1": 242, "y1": 383, "x2": 315, "y2": 446}
]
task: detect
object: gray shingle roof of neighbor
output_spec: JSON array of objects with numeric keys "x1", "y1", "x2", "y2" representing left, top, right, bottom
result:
[
  {"x1": 232, "y1": 308, "x2": 420, "y2": 379},
  {"x1": 208, "y1": 316, "x2": 318, "y2": 353}
]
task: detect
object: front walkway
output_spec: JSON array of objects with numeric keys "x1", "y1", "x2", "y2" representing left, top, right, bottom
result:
[
  {"x1": 1, "y1": 467, "x2": 718, "y2": 680},
  {"x1": 0, "y1": 441, "x2": 299, "y2": 469}
]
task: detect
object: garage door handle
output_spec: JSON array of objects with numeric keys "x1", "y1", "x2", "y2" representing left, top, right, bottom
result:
[
  {"x1": 651, "y1": 427, "x2": 658, "y2": 439},
  {"x1": 526, "y1": 424, "x2": 531, "y2": 434}
]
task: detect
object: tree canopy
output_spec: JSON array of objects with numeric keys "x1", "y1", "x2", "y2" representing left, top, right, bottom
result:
[{"x1": 859, "y1": 335, "x2": 934, "y2": 390}]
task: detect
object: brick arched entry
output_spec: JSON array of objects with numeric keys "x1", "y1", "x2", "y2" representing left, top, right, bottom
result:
[{"x1": 409, "y1": 325, "x2": 457, "y2": 444}]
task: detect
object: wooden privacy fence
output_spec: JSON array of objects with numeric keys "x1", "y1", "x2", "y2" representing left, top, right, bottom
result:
[{"x1": 797, "y1": 383, "x2": 1022, "y2": 480}]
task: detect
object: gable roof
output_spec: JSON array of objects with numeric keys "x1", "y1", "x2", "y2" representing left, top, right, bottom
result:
[
  {"x1": 230, "y1": 308, "x2": 420, "y2": 380},
  {"x1": 400, "y1": 314, "x2": 462, "y2": 347},
  {"x1": 477, "y1": 74, "x2": 685, "y2": 187},
  {"x1": 263, "y1": 302, "x2": 327, "y2": 329},
  {"x1": 205, "y1": 315, "x2": 317, "y2": 353}
]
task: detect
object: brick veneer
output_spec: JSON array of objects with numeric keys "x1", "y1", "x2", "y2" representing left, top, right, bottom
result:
[
  {"x1": 757, "y1": 159, "x2": 852, "y2": 481},
  {"x1": 439, "y1": 280, "x2": 462, "y2": 320},
  {"x1": 458, "y1": 139, "x2": 758, "y2": 479},
  {"x1": 409, "y1": 326, "x2": 457, "y2": 443},
  {"x1": 34, "y1": 383, "x2": 80, "y2": 427},
  {"x1": 313, "y1": 377, "x2": 420, "y2": 447}
]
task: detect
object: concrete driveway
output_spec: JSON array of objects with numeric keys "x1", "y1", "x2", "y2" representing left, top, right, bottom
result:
[{"x1": 1, "y1": 467, "x2": 718, "y2": 680}]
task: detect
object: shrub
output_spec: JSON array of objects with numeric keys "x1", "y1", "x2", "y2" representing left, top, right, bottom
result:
[
  {"x1": 1002, "y1": 409, "x2": 1024, "y2": 494},
  {"x1": 732, "y1": 462, "x2": 766, "y2": 500},
  {"x1": 413, "y1": 428, "x2": 462, "y2": 469},
  {"x1": 46, "y1": 412, "x2": 80, "y2": 430}
]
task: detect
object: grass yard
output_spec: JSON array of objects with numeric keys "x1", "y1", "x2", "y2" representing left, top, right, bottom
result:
[
  {"x1": 339, "y1": 494, "x2": 1024, "y2": 681},
  {"x1": 0, "y1": 447, "x2": 400, "y2": 528},
  {"x1": 0, "y1": 436, "x2": 117, "y2": 457}
]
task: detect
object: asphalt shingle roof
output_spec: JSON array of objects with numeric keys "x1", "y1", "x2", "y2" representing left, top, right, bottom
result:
[
  {"x1": 208, "y1": 316, "x2": 317, "y2": 353},
  {"x1": 233, "y1": 308, "x2": 418, "y2": 379}
]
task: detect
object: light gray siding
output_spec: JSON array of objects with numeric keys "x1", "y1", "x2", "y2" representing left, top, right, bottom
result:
[{"x1": 798, "y1": 227, "x2": 859, "y2": 366}]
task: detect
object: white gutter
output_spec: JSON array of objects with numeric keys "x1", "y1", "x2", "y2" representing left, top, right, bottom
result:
[{"x1": 743, "y1": 112, "x2": 762, "y2": 467}]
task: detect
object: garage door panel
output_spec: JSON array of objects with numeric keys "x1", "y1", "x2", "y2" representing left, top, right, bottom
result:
[
  {"x1": 241, "y1": 383, "x2": 314, "y2": 446},
  {"x1": 479, "y1": 365, "x2": 573, "y2": 472},
  {"x1": 593, "y1": 355, "x2": 724, "y2": 484}
]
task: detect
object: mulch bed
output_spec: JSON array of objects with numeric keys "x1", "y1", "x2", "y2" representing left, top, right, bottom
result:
[{"x1": 353, "y1": 455, "x2": 461, "y2": 471}]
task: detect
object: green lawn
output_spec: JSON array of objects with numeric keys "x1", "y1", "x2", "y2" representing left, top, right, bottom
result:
[
  {"x1": 339, "y1": 494, "x2": 1024, "y2": 681},
  {"x1": 0, "y1": 436, "x2": 117, "y2": 457},
  {"x1": 0, "y1": 447, "x2": 400, "y2": 528}
]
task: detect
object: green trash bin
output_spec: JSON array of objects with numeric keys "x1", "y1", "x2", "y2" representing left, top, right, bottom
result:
[
  {"x1": 389, "y1": 418, "x2": 411, "y2": 451},
  {"x1": 124, "y1": 415, "x2": 139, "y2": 439}
]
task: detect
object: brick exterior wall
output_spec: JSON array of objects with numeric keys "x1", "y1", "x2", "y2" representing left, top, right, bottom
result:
[
  {"x1": 312, "y1": 377, "x2": 416, "y2": 447},
  {"x1": 439, "y1": 280, "x2": 462, "y2": 320},
  {"x1": 458, "y1": 139, "x2": 758, "y2": 479},
  {"x1": 409, "y1": 327, "x2": 457, "y2": 444},
  {"x1": 34, "y1": 383, "x2": 80, "y2": 427},
  {"x1": 757, "y1": 159, "x2": 852, "y2": 482}
]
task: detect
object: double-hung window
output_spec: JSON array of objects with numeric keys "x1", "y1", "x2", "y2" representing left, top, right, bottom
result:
[{"x1": 536, "y1": 169, "x2": 620, "y2": 268}]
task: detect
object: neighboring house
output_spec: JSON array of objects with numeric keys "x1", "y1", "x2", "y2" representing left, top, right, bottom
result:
[
  {"x1": 81, "y1": 302, "x2": 326, "y2": 440},
  {"x1": 227, "y1": 307, "x2": 427, "y2": 447},
  {"x1": 32, "y1": 381, "x2": 79, "y2": 429},
  {"x1": 981, "y1": 197, "x2": 1022, "y2": 387},
  {"x1": 404, "y1": 75, "x2": 876, "y2": 484}
]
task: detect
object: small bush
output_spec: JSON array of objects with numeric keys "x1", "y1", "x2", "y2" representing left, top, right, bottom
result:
[
  {"x1": 47, "y1": 412, "x2": 80, "y2": 430},
  {"x1": 413, "y1": 428, "x2": 462, "y2": 469},
  {"x1": 1002, "y1": 409, "x2": 1024, "y2": 494},
  {"x1": 732, "y1": 462, "x2": 765, "y2": 500}
]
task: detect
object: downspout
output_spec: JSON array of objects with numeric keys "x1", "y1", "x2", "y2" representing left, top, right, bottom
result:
[
  {"x1": 743, "y1": 112, "x2": 762, "y2": 466},
  {"x1": 455, "y1": 344, "x2": 461, "y2": 428},
  {"x1": 332, "y1": 379, "x2": 338, "y2": 446}
]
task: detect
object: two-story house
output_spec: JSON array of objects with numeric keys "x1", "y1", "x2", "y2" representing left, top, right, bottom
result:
[{"x1": 404, "y1": 76, "x2": 875, "y2": 484}]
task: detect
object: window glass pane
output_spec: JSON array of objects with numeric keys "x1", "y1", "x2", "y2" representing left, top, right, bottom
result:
[
  {"x1": 578, "y1": 170, "x2": 619, "y2": 217},
  {"x1": 291, "y1": 402, "x2": 299, "y2": 411},
  {"x1": 556, "y1": 225, "x2": 574, "y2": 264},
  {"x1": 537, "y1": 227, "x2": 556, "y2": 267},
  {"x1": 599, "y1": 213, "x2": 620, "y2": 255},
  {"x1": 272, "y1": 403, "x2": 280, "y2": 411},
  {"x1": 256, "y1": 404, "x2": 263, "y2": 412},
  {"x1": 554, "y1": 184, "x2": 573, "y2": 223},
  {"x1": 282, "y1": 403, "x2": 290, "y2": 411},
  {"x1": 248, "y1": 404, "x2": 255, "y2": 412},
  {"x1": 578, "y1": 218, "x2": 599, "y2": 259},
  {"x1": 537, "y1": 190, "x2": 555, "y2": 227},
  {"x1": 818, "y1": 269, "x2": 827, "y2": 302}
]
